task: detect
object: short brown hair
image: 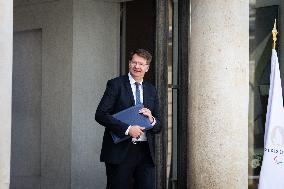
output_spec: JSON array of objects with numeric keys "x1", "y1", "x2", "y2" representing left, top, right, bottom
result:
[{"x1": 129, "y1": 49, "x2": 152, "y2": 65}]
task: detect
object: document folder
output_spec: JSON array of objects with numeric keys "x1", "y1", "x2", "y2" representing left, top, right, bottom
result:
[{"x1": 111, "y1": 104, "x2": 153, "y2": 143}]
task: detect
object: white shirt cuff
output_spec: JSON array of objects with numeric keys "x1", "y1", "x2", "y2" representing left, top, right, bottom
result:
[
  {"x1": 125, "y1": 125, "x2": 131, "y2": 135},
  {"x1": 151, "y1": 116, "x2": 156, "y2": 126}
]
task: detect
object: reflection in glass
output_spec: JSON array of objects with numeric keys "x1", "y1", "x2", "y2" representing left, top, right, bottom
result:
[
  {"x1": 249, "y1": 0, "x2": 280, "y2": 188},
  {"x1": 167, "y1": 0, "x2": 178, "y2": 188}
]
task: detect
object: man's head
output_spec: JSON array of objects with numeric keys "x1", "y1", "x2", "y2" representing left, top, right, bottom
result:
[
  {"x1": 129, "y1": 49, "x2": 152, "y2": 65},
  {"x1": 129, "y1": 49, "x2": 152, "y2": 82}
]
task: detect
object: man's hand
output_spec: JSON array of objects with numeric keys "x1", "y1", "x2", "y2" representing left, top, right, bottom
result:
[
  {"x1": 139, "y1": 108, "x2": 154, "y2": 123},
  {"x1": 128, "y1": 125, "x2": 145, "y2": 138}
]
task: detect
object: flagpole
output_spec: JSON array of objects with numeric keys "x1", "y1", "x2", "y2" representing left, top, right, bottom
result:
[{"x1": 272, "y1": 19, "x2": 278, "y2": 49}]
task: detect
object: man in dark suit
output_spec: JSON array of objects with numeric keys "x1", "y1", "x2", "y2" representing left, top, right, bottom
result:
[{"x1": 95, "y1": 49, "x2": 161, "y2": 189}]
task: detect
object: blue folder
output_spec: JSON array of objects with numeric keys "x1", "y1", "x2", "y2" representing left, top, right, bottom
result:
[{"x1": 111, "y1": 104, "x2": 153, "y2": 143}]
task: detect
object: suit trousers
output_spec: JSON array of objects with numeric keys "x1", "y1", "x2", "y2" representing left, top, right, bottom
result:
[{"x1": 105, "y1": 141, "x2": 155, "y2": 189}]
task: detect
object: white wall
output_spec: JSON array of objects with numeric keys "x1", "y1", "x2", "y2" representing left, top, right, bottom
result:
[
  {"x1": 13, "y1": 0, "x2": 73, "y2": 188},
  {"x1": 13, "y1": 0, "x2": 121, "y2": 188},
  {"x1": 72, "y1": 1, "x2": 120, "y2": 188}
]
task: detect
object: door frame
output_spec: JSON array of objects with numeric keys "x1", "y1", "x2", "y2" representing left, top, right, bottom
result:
[{"x1": 155, "y1": 0, "x2": 189, "y2": 188}]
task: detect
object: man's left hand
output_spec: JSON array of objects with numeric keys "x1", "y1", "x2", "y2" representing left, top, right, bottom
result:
[{"x1": 139, "y1": 108, "x2": 154, "y2": 123}]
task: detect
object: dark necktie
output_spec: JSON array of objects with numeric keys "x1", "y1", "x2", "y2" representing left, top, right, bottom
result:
[{"x1": 135, "y1": 82, "x2": 141, "y2": 105}]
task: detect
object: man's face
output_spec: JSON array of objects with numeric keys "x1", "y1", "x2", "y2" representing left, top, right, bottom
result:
[{"x1": 129, "y1": 54, "x2": 149, "y2": 81}]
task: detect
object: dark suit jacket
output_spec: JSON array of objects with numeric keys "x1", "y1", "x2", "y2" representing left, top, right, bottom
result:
[{"x1": 95, "y1": 75, "x2": 161, "y2": 164}]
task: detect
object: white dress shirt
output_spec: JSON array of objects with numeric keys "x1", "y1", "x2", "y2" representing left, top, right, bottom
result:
[{"x1": 125, "y1": 73, "x2": 156, "y2": 141}]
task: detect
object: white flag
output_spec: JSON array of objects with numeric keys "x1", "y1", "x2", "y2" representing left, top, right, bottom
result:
[{"x1": 259, "y1": 49, "x2": 284, "y2": 189}]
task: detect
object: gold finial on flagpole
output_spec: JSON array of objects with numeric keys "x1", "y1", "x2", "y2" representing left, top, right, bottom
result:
[{"x1": 272, "y1": 19, "x2": 278, "y2": 49}]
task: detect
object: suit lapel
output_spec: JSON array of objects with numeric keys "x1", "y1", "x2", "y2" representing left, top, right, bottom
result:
[
  {"x1": 124, "y1": 76, "x2": 135, "y2": 106},
  {"x1": 142, "y1": 82, "x2": 149, "y2": 107}
]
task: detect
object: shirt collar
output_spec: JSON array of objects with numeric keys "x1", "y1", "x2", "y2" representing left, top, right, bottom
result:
[{"x1": 128, "y1": 73, "x2": 143, "y2": 85}]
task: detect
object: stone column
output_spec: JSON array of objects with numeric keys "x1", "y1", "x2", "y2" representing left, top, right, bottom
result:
[
  {"x1": 0, "y1": 0, "x2": 13, "y2": 189},
  {"x1": 188, "y1": 1, "x2": 249, "y2": 188}
]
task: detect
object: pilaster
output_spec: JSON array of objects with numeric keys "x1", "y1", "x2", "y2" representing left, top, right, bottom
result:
[{"x1": 0, "y1": 0, "x2": 13, "y2": 188}]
